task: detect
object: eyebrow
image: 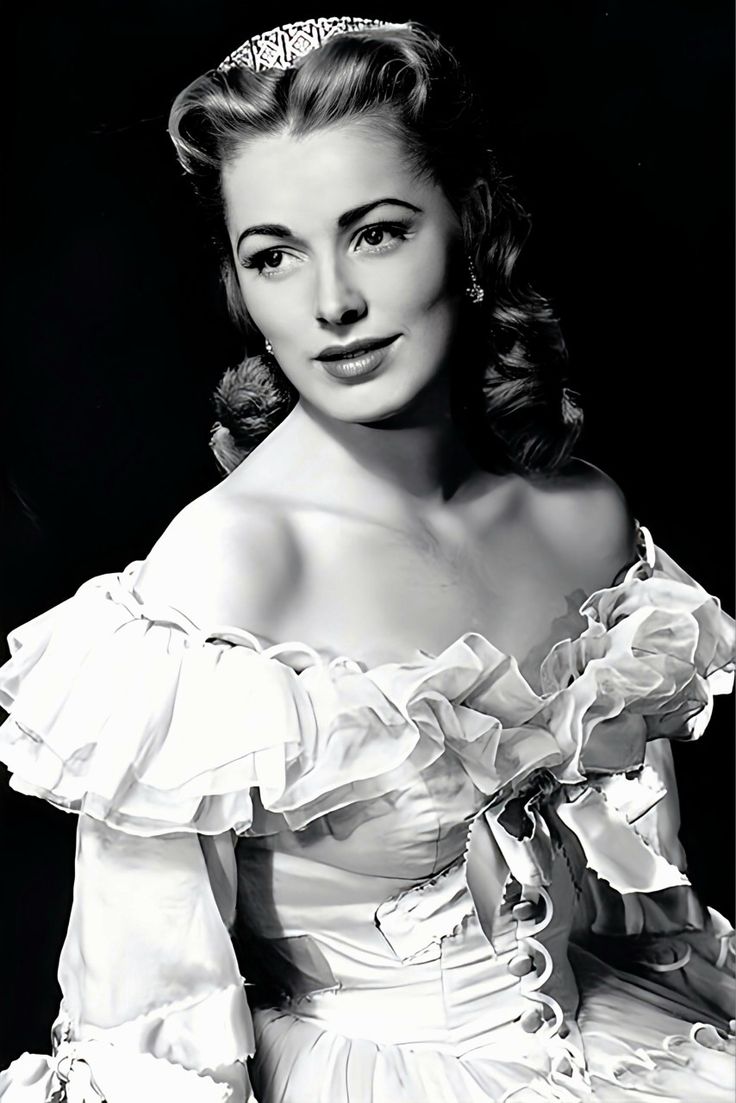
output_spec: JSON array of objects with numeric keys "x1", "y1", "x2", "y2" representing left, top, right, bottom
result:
[{"x1": 235, "y1": 197, "x2": 423, "y2": 252}]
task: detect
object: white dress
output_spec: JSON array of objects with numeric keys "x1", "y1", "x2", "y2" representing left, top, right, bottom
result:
[{"x1": 0, "y1": 523, "x2": 734, "y2": 1102}]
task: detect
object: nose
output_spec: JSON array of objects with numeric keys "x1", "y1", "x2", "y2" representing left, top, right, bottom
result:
[{"x1": 314, "y1": 256, "x2": 367, "y2": 328}]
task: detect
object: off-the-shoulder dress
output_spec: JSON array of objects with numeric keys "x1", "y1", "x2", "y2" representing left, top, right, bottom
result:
[{"x1": 0, "y1": 523, "x2": 733, "y2": 1102}]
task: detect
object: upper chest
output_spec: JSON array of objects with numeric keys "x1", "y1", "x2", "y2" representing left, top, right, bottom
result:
[{"x1": 261, "y1": 501, "x2": 591, "y2": 689}]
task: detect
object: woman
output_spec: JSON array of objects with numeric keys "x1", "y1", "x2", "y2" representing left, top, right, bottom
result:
[{"x1": 0, "y1": 16, "x2": 733, "y2": 1102}]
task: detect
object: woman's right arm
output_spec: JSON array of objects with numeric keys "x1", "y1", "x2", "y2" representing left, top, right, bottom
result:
[
  {"x1": 0, "y1": 816, "x2": 254, "y2": 1102},
  {"x1": 0, "y1": 503, "x2": 300, "y2": 1101}
]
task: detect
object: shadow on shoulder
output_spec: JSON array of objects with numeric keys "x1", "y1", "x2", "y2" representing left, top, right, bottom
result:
[{"x1": 524, "y1": 457, "x2": 640, "y2": 595}]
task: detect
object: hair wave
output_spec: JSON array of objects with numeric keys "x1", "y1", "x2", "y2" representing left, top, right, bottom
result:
[{"x1": 168, "y1": 21, "x2": 583, "y2": 475}]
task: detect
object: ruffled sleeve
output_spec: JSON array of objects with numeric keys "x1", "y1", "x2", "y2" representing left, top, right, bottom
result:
[
  {"x1": 0, "y1": 567, "x2": 277, "y2": 1100},
  {"x1": 484, "y1": 522, "x2": 735, "y2": 898},
  {"x1": 0, "y1": 564, "x2": 310, "y2": 837}
]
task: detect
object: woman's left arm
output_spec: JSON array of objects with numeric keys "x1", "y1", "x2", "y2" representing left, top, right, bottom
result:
[{"x1": 527, "y1": 463, "x2": 734, "y2": 1020}]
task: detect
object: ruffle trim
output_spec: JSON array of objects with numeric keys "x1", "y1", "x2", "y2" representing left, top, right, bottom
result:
[
  {"x1": 0, "y1": 1044, "x2": 249, "y2": 1103},
  {"x1": 0, "y1": 528, "x2": 733, "y2": 895}
]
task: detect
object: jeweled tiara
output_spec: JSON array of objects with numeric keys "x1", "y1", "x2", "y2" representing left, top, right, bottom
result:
[{"x1": 217, "y1": 15, "x2": 409, "y2": 74}]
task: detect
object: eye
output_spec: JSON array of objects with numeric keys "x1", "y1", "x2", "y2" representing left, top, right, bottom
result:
[
  {"x1": 354, "y1": 221, "x2": 411, "y2": 254},
  {"x1": 240, "y1": 220, "x2": 412, "y2": 279},
  {"x1": 240, "y1": 248, "x2": 300, "y2": 279}
]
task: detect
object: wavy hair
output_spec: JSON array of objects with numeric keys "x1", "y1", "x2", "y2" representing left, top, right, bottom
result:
[{"x1": 168, "y1": 21, "x2": 582, "y2": 475}]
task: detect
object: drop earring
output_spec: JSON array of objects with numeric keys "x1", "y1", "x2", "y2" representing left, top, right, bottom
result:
[
  {"x1": 465, "y1": 257, "x2": 485, "y2": 304},
  {"x1": 264, "y1": 339, "x2": 274, "y2": 356}
]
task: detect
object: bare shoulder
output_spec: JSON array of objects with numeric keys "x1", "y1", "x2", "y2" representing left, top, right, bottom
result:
[
  {"x1": 522, "y1": 457, "x2": 640, "y2": 593},
  {"x1": 134, "y1": 485, "x2": 302, "y2": 632}
]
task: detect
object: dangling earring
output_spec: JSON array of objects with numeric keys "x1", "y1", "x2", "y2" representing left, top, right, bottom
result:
[
  {"x1": 264, "y1": 339, "x2": 274, "y2": 356},
  {"x1": 465, "y1": 256, "x2": 485, "y2": 304}
]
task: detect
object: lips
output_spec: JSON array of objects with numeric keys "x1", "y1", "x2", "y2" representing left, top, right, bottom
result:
[{"x1": 315, "y1": 335, "x2": 398, "y2": 361}]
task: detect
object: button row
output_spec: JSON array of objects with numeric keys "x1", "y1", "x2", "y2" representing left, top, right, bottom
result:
[{"x1": 506, "y1": 888, "x2": 567, "y2": 1038}]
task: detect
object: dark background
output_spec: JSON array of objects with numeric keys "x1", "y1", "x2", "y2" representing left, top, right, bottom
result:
[{"x1": 1, "y1": 0, "x2": 733, "y2": 1068}]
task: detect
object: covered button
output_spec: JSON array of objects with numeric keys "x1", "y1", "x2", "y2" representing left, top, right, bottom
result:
[
  {"x1": 520, "y1": 1008, "x2": 544, "y2": 1033},
  {"x1": 512, "y1": 899, "x2": 541, "y2": 922},
  {"x1": 508, "y1": 952, "x2": 535, "y2": 978}
]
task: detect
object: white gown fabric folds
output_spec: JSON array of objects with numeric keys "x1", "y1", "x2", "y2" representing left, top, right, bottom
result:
[{"x1": 0, "y1": 524, "x2": 734, "y2": 1101}]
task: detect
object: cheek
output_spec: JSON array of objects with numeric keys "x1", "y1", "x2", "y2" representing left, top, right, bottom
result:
[
  {"x1": 380, "y1": 233, "x2": 461, "y2": 320},
  {"x1": 237, "y1": 272, "x2": 312, "y2": 345}
]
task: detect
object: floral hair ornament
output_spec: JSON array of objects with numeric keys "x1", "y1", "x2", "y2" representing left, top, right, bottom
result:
[{"x1": 216, "y1": 15, "x2": 410, "y2": 73}]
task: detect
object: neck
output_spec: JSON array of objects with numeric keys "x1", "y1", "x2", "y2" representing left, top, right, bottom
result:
[{"x1": 269, "y1": 369, "x2": 482, "y2": 510}]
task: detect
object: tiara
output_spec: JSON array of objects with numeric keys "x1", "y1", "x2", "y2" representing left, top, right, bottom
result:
[{"x1": 217, "y1": 15, "x2": 408, "y2": 74}]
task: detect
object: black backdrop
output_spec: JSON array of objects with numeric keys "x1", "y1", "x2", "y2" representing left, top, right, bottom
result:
[{"x1": 2, "y1": 0, "x2": 734, "y2": 1069}]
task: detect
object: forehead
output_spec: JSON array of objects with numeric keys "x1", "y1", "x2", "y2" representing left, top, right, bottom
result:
[{"x1": 222, "y1": 122, "x2": 436, "y2": 231}]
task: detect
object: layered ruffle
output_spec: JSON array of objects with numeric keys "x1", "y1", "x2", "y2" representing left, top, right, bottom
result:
[
  {"x1": 0, "y1": 528, "x2": 733, "y2": 887},
  {"x1": 0, "y1": 567, "x2": 554, "y2": 838},
  {"x1": 539, "y1": 537, "x2": 734, "y2": 755}
]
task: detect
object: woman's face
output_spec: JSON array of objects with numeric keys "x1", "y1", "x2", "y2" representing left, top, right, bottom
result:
[{"x1": 222, "y1": 121, "x2": 465, "y2": 424}]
